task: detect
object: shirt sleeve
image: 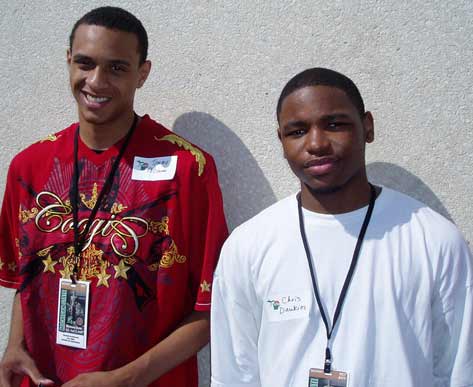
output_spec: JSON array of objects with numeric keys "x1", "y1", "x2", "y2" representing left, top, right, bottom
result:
[
  {"x1": 432, "y1": 231, "x2": 473, "y2": 387},
  {"x1": 0, "y1": 160, "x2": 22, "y2": 289},
  {"x1": 210, "y1": 232, "x2": 261, "y2": 387},
  {"x1": 175, "y1": 153, "x2": 228, "y2": 312}
]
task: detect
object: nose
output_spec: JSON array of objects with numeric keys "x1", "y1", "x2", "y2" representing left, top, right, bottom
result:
[
  {"x1": 86, "y1": 66, "x2": 108, "y2": 90},
  {"x1": 306, "y1": 126, "x2": 330, "y2": 154}
]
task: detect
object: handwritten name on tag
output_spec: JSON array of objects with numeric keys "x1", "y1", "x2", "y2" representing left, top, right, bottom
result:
[
  {"x1": 265, "y1": 292, "x2": 310, "y2": 321},
  {"x1": 132, "y1": 156, "x2": 177, "y2": 181}
]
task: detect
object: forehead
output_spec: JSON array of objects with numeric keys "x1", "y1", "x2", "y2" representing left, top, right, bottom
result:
[
  {"x1": 279, "y1": 85, "x2": 359, "y2": 122},
  {"x1": 71, "y1": 24, "x2": 140, "y2": 63}
]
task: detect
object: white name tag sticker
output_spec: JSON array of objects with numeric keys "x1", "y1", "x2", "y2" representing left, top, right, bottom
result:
[
  {"x1": 132, "y1": 156, "x2": 178, "y2": 181},
  {"x1": 56, "y1": 278, "x2": 90, "y2": 349},
  {"x1": 265, "y1": 292, "x2": 310, "y2": 321}
]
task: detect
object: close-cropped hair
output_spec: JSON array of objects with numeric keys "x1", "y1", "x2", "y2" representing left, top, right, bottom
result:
[
  {"x1": 69, "y1": 6, "x2": 148, "y2": 64},
  {"x1": 276, "y1": 67, "x2": 365, "y2": 121}
]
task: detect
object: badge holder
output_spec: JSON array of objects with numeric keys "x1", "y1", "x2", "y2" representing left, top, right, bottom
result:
[
  {"x1": 308, "y1": 368, "x2": 349, "y2": 387},
  {"x1": 56, "y1": 278, "x2": 90, "y2": 349}
]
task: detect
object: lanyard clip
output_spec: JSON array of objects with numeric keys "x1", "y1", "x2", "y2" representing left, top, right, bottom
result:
[
  {"x1": 324, "y1": 347, "x2": 332, "y2": 374},
  {"x1": 71, "y1": 265, "x2": 79, "y2": 285}
]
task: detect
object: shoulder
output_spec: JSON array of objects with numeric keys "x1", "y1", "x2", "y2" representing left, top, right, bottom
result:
[
  {"x1": 379, "y1": 187, "x2": 463, "y2": 242},
  {"x1": 135, "y1": 115, "x2": 215, "y2": 178},
  {"x1": 378, "y1": 187, "x2": 472, "y2": 283},
  {"x1": 222, "y1": 194, "x2": 297, "y2": 254},
  {"x1": 9, "y1": 124, "x2": 76, "y2": 172}
]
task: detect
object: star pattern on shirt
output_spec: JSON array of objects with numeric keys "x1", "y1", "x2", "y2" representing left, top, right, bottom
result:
[
  {"x1": 113, "y1": 259, "x2": 130, "y2": 280},
  {"x1": 96, "y1": 269, "x2": 111, "y2": 288},
  {"x1": 8, "y1": 262, "x2": 17, "y2": 272},
  {"x1": 42, "y1": 255, "x2": 57, "y2": 273},
  {"x1": 200, "y1": 280, "x2": 211, "y2": 293},
  {"x1": 0, "y1": 257, "x2": 4, "y2": 270}
]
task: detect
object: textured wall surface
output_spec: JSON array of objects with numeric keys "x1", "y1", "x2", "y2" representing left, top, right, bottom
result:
[{"x1": 0, "y1": 0, "x2": 472, "y2": 385}]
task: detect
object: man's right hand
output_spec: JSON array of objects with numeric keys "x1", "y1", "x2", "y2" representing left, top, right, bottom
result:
[{"x1": 0, "y1": 345, "x2": 54, "y2": 387}]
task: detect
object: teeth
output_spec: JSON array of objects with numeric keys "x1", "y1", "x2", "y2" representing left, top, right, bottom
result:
[{"x1": 85, "y1": 93, "x2": 110, "y2": 103}]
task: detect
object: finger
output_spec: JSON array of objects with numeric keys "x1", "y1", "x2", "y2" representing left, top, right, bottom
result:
[
  {"x1": 0, "y1": 367, "x2": 13, "y2": 387},
  {"x1": 18, "y1": 355, "x2": 54, "y2": 386}
]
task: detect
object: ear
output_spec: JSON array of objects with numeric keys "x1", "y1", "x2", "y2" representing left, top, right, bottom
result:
[
  {"x1": 137, "y1": 60, "x2": 152, "y2": 89},
  {"x1": 66, "y1": 49, "x2": 72, "y2": 66},
  {"x1": 363, "y1": 111, "x2": 374, "y2": 143},
  {"x1": 277, "y1": 127, "x2": 287, "y2": 159}
]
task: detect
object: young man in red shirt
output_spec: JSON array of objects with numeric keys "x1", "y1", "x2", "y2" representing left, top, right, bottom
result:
[{"x1": 0, "y1": 7, "x2": 227, "y2": 387}]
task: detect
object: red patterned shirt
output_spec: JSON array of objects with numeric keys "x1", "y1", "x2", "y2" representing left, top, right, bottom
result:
[{"x1": 0, "y1": 115, "x2": 228, "y2": 386}]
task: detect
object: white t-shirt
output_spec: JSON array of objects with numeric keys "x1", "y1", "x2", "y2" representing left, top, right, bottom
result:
[{"x1": 211, "y1": 187, "x2": 473, "y2": 387}]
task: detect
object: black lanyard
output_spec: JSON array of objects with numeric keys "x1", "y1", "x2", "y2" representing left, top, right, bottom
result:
[
  {"x1": 297, "y1": 184, "x2": 376, "y2": 373},
  {"x1": 70, "y1": 114, "x2": 138, "y2": 283}
]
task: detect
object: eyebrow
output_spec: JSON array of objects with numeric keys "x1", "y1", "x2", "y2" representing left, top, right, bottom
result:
[
  {"x1": 323, "y1": 113, "x2": 353, "y2": 120},
  {"x1": 72, "y1": 54, "x2": 131, "y2": 67},
  {"x1": 283, "y1": 120, "x2": 307, "y2": 129},
  {"x1": 72, "y1": 54, "x2": 93, "y2": 62}
]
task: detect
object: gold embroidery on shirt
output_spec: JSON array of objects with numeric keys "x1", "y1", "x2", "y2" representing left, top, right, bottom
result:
[
  {"x1": 15, "y1": 238, "x2": 22, "y2": 259},
  {"x1": 200, "y1": 280, "x2": 211, "y2": 293},
  {"x1": 39, "y1": 134, "x2": 59, "y2": 143},
  {"x1": 8, "y1": 262, "x2": 17, "y2": 272},
  {"x1": 59, "y1": 264, "x2": 73, "y2": 280},
  {"x1": 0, "y1": 257, "x2": 4, "y2": 270},
  {"x1": 123, "y1": 256, "x2": 137, "y2": 266},
  {"x1": 155, "y1": 134, "x2": 206, "y2": 176},
  {"x1": 159, "y1": 240, "x2": 187, "y2": 269},
  {"x1": 113, "y1": 259, "x2": 130, "y2": 279},
  {"x1": 149, "y1": 216, "x2": 169, "y2": 235},
  {"x1": 79, "y1": 244, "x2": 108, "y2": 281},
  {"x1": 42, "y1": 255, "x2": 57, "y2": 273},
  {"x1": 59, "y1": 249, "x2": 75, "y2": 279},
  {"x1": 96, "y1": 266, "x2": 111, "y2": 288},
  {"x1": 19, "y1": 206, "x2": 39, "y2": 224},
  {"x1": 80, "y1": 183, "x2": 98, "y2": 210},
  {"x1": 111, "y1": 202, "x2": 128, "y2": 215},
  {"x1": 37, "y1": 246, "x2": 54, "y2": 257}
]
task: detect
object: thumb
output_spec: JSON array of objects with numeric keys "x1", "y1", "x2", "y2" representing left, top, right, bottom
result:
[{"x1": 19, "y1": 353, "x2": 54, "y2": 386}]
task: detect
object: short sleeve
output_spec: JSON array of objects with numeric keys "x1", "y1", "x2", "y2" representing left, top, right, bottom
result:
[
  {"x1": 173, "y1": 153, "x2": 228, "y2": 312},
  {"x1": 0, "y1": 160, "x2": 22, "y2": 289}
]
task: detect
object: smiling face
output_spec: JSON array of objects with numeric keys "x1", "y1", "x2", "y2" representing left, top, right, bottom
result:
[
  {"x1": 278, "y1": 85, "x2": 374, "y2": 199},
  {"x1": 67, "y1": 24, "x2": 150, "y2": 128}
]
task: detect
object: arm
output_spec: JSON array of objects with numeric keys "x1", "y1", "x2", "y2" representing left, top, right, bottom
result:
[
  {"x1": 62, "y1": 310, "x2": 210, "y2": 387},
  {"x1": 210, "y1": 241, "x2": 261, "y2": 387},
  {"x1": 432, "y1": 233, "x2": 473, "y2": 387},
  {"x1": 0, "y1": 292, "x2": 54, "y2": 387}
]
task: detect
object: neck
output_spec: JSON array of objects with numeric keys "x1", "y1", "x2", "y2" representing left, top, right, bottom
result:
[
  {"x1": 78, "y1": 111, "x2": 136, "y2": 150},
  {"x1": 300, "y1": 177, "x2": 374, "y2": 215}
]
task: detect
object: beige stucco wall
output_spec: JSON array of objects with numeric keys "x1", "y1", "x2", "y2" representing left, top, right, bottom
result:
[{"x1": 1, "y1": 1, "x2": 472, "y2": 385}]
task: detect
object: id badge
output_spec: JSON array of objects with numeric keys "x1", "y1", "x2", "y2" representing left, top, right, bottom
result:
[
  {"x1": 308, "y1": 368, "x2": 349, "y2": 386},
  {"x1": 56, "y1": 278, "x2": 90, "y2": 349}
]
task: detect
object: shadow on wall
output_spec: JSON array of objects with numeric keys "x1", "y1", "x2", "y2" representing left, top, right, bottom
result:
[
  {"x1": 367, "y1": 162, "x2": 452, "y2": 221},
  {"x1": 173, "y1": 112, "x2": 277, "y2": 231}
]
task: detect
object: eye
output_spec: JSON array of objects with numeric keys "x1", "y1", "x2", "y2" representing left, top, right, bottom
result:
[
  {"x1": 327, "y1": 121, "x2": 349, "y2": 131},
  {"x1": 75, "y1": 60, "x2": 95, "y2": 71},
  {"x1": 290, "y1": 129, "x2": 305, "y2": 136},
  {"x1": 110, "y1": 64, "x2": 126, "y2": 73},
  {"x1": 285, "y1": 128, "x2": 306, "y2": 138}
]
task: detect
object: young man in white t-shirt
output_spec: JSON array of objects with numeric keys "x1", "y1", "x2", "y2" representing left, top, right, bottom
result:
[{"x1": 210, "y1": 68, "x2": 473, "y2": 386}]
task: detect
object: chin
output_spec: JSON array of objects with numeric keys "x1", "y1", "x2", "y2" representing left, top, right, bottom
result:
[
  {"x1": 305, "y1": 183, "x2": 344, "y2": 195},
  {"x1": 79, "y1": 109, "x2": 112, "y2": 126}
]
